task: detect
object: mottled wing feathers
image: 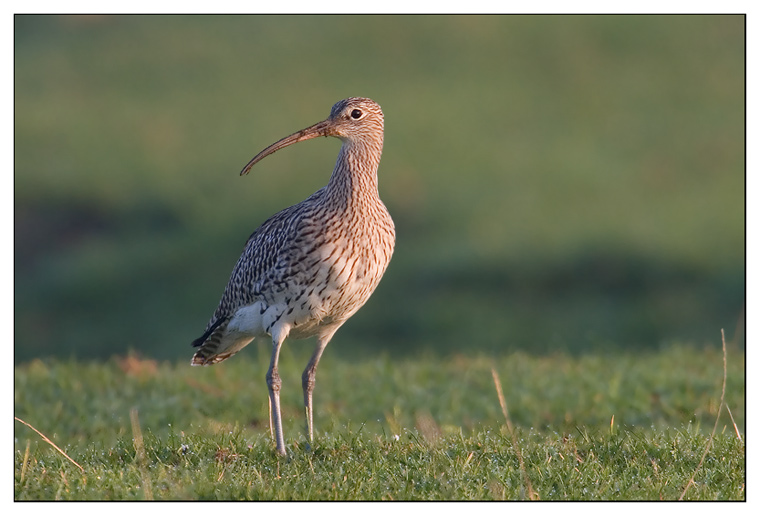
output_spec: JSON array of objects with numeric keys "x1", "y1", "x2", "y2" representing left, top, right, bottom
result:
[
  {"x1": 211, "y1": 199, "x2": 314, "y2": 322},
  {"x1": 191, "y1": 189, "x2": 327, "y2": 352}
]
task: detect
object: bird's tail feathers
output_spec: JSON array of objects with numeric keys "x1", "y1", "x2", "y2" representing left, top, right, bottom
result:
[{"x1": 191, "y1": 317, "x2": 252, "y2": 366}]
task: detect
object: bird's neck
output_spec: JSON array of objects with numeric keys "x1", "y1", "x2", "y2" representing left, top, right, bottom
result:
[{"x1": 325, "y1": 140, "x2": 383, "y2": 209}]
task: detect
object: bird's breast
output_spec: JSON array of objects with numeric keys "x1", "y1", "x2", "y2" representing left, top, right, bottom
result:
[
  {"x1": 248, "y1": 200, "x2": 394, "y2": 340},
  {"x1": 289, "y1": 223, "x2": 391, "y2": 327}
]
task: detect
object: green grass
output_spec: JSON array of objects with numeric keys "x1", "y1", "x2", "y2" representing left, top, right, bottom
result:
[{"x1": 14, "y1": 343, "x2": 745, "y2": 500}]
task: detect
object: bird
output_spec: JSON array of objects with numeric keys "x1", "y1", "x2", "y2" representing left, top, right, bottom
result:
[{"x1": 191, "y1": 97, "x2": 395, "y2": 456}]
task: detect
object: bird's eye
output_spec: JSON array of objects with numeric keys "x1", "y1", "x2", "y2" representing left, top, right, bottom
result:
[{"x1": 350, "y1": 109, "x2": 363, "y2": 119}]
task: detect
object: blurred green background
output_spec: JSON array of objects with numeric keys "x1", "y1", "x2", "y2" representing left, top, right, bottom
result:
[{"x1": 14, "y1": 14, "x2": 744, "y2": 363}]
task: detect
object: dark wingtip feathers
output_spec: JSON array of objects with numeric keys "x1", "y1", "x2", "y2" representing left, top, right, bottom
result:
[
  {"x1": 190, "y1": 317, "x2": 229, "y2": 366},
  {"x1": 191, "y1": 317, "x2": 226, "y2": 348}
]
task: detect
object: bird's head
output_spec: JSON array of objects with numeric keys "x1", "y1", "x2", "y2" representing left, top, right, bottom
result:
[
  {"x1": 240, "y1": 97, "x2": 384, "y2": 176},
  {"x1": 325, "y1": 97, "x2": 384, "y2": 142}
]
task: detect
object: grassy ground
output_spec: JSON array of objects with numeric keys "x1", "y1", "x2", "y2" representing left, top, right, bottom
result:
[{"x1": 14, "y1": 343, "x2": 744, "y2": 500}]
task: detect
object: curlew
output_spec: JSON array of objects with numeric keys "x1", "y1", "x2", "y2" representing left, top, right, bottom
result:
[{"x1": 191, "y1": 97, "x2": 395, "y2": 456}]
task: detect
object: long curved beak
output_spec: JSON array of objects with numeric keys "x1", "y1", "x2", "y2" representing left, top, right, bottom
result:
[{"x1": 240, "y1": 119, "x2": 334, "y2": 176}]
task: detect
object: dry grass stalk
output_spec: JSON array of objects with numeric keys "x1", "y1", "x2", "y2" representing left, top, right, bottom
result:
[
  {"x1": 726, "y1": 404, "x2": 742, "y2": 442},
  {"x1": 20, "y1": 440, "x2": 31, "y2": 483},
  {"x1": 14, "y1": 416, "x2": 85, "y2": 474},
  {"x1": 130, "y1": 408, "x2": 154, "y2": 500},
  {"x1": 415, "y1": 410, "x2": 442, "y2": 443},
  {"x1": 491, "y1": 368, "x2": 538, "y2": 500},
  {"x1": 679, "y1": 329, "x2": 736, "y2": 500}
]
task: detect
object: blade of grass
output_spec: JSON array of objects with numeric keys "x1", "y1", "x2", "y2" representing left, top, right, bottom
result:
[
  {"x1": 14, "y1": 416, "x2": 85, "y2": 474},
  {"x1": 491, "y1": 368, "x2": 538, "y2": 500},
  {"x1": 725, "y1": 404, "x2": 742, "y2": 442},
  {"x1": 679, "y1": 329, "x2": 730, "y2": 500},
  {"x1": 20, "y1": 440, "x2": 31, "y2": 484},
  {"x1": 130, "y1": 408, "x2": 154, "y2": 500}
]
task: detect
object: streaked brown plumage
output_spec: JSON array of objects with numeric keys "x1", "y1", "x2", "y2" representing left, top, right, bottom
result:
[{"x1": 191, "y1": 97, "x2": 395, "y2": 455}]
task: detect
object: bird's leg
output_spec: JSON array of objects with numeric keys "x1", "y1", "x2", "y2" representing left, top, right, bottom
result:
[
  {"x1": 267, "y1": 333, "x2": 287, "y2": 456},
  {"x1": 267, "y1": 397, "x2": 274, "y2": 441},
  {"x1": 302, "y1": 335, "x2": 332, "y2": 446}
]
